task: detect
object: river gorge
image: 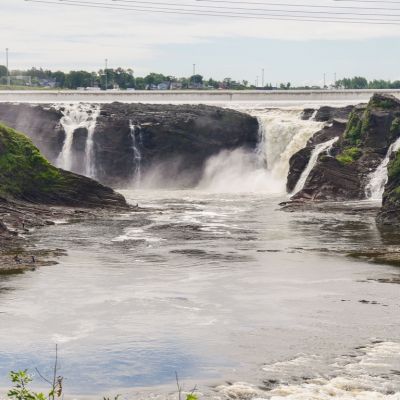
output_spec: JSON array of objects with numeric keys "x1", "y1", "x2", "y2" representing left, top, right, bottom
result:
[{"x1": 0, "y1": 96, "x2": 400, "y2": 399}]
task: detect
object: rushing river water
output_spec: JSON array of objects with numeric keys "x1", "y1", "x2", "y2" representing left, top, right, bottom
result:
[{"x1": 0, "y1": 190, "x2": 400, "y2": 399}]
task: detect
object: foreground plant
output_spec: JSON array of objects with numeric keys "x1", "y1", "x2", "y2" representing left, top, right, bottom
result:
[{"x1": 7, "y1": 370, "x2": 47, "y2": 400}]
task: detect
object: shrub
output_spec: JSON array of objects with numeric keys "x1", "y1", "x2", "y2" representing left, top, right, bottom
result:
[
  {"x1": 344, "y1": 112, "x2": 362, "y2": 145},
  {"x1": 388, "y1": 151, "x2": 400, "y2": 179},
  {"x1": 336, "y1": 147, "x2": 363, "y2": 165}
]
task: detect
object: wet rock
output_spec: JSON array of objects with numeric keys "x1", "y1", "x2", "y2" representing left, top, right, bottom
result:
[
  {"x1": 93, "y1": 103, "x2": 259, "y2": 186},
  {"x1": 0, "y1": 102, "x2": 259, "y2": 187},
  {"x1": 0, "y1": 103, "x2": 65, "y2": 161},
  {"x1": 291, "y1": 94, "x2": 400, "y2": 202},
  {"x1": 314, "y1": 105, "x2": 355, "y2": 122},
  {"x1": 287, "y1": 119, "x2": 348, "y2": 193}
]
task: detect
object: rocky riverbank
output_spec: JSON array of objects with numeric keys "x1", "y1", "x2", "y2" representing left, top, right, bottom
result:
[{"x1": 0, "y1": 122, "x2": 130, "y2": 273}]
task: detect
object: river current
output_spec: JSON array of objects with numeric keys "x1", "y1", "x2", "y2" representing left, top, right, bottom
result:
[
  {"x1": 0, "y1": 190, "x2": 400, "y2": 399},
  {"x1": 0, "y1": 105, "x2": 400, "y2": 399}
]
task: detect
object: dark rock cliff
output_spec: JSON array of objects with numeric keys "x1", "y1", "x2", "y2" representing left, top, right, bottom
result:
[
  {"x1": 291, "y1": 94, "x2": 400, "y2": 201},
  {"x1": 0, "y1": 102, "x2": 259, "y2": 187},
  {"x1": 377, "y1": 151, "x2": 400, "y2": 224}
]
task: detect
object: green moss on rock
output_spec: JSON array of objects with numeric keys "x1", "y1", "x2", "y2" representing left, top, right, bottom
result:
[
  {"x1": 0, "y1": 122, "x2": 127, "y2": 208},
  {"x1": 388, "y1": 150, "x2": 400, "y2": 180},
  {"x1": 0, "y1": 122, "x2": 65, "y2": 199},
  {"x1": 370, "y1": 96, "x2": 400, "y2": 110},
  {"x1": 344, "y1": 112, "x2": 362, "y2": 145},
  {"x1": 391, "y1": 117, "x2": 400, "y2": 136},
  {"x1": 336, "y1": 147, "x2": 363, "y2": 165}
]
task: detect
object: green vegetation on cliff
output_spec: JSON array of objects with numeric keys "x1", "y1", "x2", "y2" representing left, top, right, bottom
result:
[
  {"x1": 0, "y1": 122, "x2": 65, "y2": 199},
  {"x1": 336, "y1": 147, "x2": 363, "y2": 165},
  {"x1": 0, "y1": 122, "x2": 127, "y2": 207}
]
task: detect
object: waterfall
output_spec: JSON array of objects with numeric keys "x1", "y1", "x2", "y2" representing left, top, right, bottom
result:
[
  {"x1": 365, "y1": 136, "x2": 400, "y2": 201},
  {"x1": 84, "y1": 105, "x2": 101, "y2": 178},
  {"x1": 254, "y1": 110, "x2": 325, "y2": 185},
  {"x1": 198, "y1": 110, "x2": 324, "y2": 193},
  {"x1": 129, "y1": 120, "x2": 143, "y2": 184},
  {"x1": 292, "y1": 137, "x2": 339, "y2": 195},
  {"x1": 55, "y1": 103, "x2": 100, "y2": 177}
]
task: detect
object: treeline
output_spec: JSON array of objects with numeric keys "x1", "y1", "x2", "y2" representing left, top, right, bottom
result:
[
  {"x1": 336, "y1": 76, "x2": 400, "y2": 90},
  {"x1": 1, "y1": 66, "x2": 399, "y2": 90},
  {"x1": 0, "y1": 66, "x2": 254, "y2": 90}
]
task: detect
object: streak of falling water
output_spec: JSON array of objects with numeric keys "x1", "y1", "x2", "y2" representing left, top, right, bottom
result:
[{"x1": 55, "y1": 103, "x2": 100, "y2": 177}]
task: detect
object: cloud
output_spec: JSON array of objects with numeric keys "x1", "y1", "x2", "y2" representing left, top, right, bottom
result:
[{"x1": 2, "y1": 0, "x2": 400, "y2": 78}]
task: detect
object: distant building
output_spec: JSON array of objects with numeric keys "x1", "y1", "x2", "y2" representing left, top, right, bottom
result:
[
  {"x1": 157, "y1": 81, "x2": 171, "y2": 90},
  {"x1": 38, "y1": 78, "x2": 57, "y2": 88},
  {"x1": 170, "y1": 81, "x2": 183, "y2": 90},
  {"x1": 10, "y1": 75, "x2": 32, "y2": 86},
  {"x1": 188, "y1": 82, "x2": 204, "y2": 89}
]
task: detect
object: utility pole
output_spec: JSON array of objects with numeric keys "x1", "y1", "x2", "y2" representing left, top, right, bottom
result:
[
  {"x1": 105, "y1": 58, "x2": 108, "y2": 90},
  {"x1": 6, "y1": 48, "x2": 10, "y2": 86},
  {"x1": 193, "y1": 64, "x2": 196, "y2": 75},
  {"x1": 334, "y1": 72, "x2": 337, "y2": 88},
  {"x1": 255, "y1": 76, "x2": 259, "y2": 87},
  {"x1": 323, "y1": 73, "x2": 326, "y2": 89},
  {"x1": 261, "y1": 68, "x2": 265, "y2": 88}
]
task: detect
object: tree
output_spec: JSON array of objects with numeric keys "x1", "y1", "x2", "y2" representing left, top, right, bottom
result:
[
  {"x1": 190, "y1": 74, "x2": 203, "y2": 84},
  {"x1": 64, "y1": 70, "x2": 93, "y2": 89},
  {"x1": 0, "y1": 65, "x2": 8, "y2": 77}
]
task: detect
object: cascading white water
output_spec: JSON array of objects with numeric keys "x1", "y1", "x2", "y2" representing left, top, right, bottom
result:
[
  {"x1": 292, "y1": 136, "x2": 339, "y2": 195},
  {"x1": 365, "y1": 136, "x2": 400, "y2": 201},
  {"x1": 197, "y1": 109, "x2": 324, "y2": 193},
  {"x1": 84, "y1": 105, "x2": 101, "y2": 178},
  {"x1": 55, "y1": 103, "x2": 100, "y2": 177},
  {"x1": 129, "y1": 120, "x2": 143, "y2": 184}
]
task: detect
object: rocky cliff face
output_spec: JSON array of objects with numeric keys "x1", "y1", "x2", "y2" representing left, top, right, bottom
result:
[
  {"x1": 0, "y1": 102, "x2": 259, "y2": 187},
  {"x1": 0, "y1": 122, "x2": 127, "y2": 208},
  {"x1": 377, "y1": 151, "x2": 400, "y2": 224},
  {"x1": 290, "y1": 94, "x2": 400, "y2": 201}
]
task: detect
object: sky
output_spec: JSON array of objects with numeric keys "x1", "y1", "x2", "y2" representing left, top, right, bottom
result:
[{"x1": 2, "y1": 0, "x2": 400, "y2": 85}]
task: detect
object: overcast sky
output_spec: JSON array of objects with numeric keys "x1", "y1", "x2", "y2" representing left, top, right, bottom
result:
[{"x1": 2, "y1": 0, "x2": 400, "y2": 85}]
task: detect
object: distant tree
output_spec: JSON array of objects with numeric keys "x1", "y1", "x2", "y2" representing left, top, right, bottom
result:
[
  {"x1": 64, "y1": 70, "x2": 93, "y2": 89},
  {"x1": 279, "y1": 82, "x2": 291, "y2": 90},
  {"x1": 134, "y1": 77, "x2": 146, "y2": 90},
  {"x1": 390, "y1": 80, "x2": 400, "y2": 89},
  {"x1": 0, "y1": 65, "x2": 8, "y2": 77},
  {"x1": 190, "y1": 74, "x2": 203, "y2": 85},
  {"x1": 114, "y1": 67, "x2": 135, "y2": 89},
  {"x1": 352, "y1": 76, "x2": 368, "y2": 89},
  {"x1": 144, "y1": 72, "x2": 168, "y2": 86},
  {"x1": 207, "y1": 78, "x2": 219, "y2": 88},
  {"x1": 51, "y1": 71, "x2": 66, "y2": 87},
  {"x1": 337, "y1": 76, "x2": 368, "y2": 89}
]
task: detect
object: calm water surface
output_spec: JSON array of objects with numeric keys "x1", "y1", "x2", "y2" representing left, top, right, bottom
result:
[{"x1": 0, "y1": 190, "x2": 399, "y2": 399}]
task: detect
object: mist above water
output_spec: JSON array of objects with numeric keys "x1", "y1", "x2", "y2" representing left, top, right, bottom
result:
[{"x1": 196, "y1": 109, "x2": 324, "y2": 194}]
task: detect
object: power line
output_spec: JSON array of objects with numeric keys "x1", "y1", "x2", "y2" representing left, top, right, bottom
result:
[
  {"x1": 59, "y1": 0, "x2": 400, "y2": 19},
  {"x1": 24, "y1": 0, "x2": 400, "y2": 24},
  {"x1": 109, "y1": 0, "x2": 400, "y2": 17},
  {"x1": 335, "y1": 0, "x2": 400, "y2": 3},
  {"x1": 195, "y1": 0, "x2": 400, "y2": 12}
]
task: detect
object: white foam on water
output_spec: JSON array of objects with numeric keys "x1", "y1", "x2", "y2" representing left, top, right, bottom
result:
[{"x1": 218, "y1": 342, "x2": 400, "y2": 400}]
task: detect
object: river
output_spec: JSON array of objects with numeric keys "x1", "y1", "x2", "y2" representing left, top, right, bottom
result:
[{"x1": 0, "y1": 105, "x2": 400, "y2": 399}]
